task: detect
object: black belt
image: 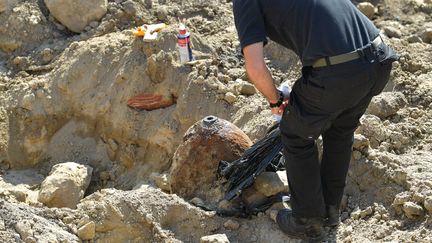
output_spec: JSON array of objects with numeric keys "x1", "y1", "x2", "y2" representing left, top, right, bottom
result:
[{"x1": 312, "y1": 35, "x2": 383, "y2": 68}]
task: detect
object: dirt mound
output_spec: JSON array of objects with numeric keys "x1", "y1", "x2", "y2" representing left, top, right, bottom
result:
[{"x1": 0, "y1": 0, "x2": 432, "y2": 242}]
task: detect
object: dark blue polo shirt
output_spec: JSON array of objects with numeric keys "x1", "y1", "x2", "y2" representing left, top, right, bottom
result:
[{"x1": 233, "y1": 0, "x2": 381, "y2": 66}]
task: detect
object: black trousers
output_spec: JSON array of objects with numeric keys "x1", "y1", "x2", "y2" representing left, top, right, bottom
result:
[{"x1": 279, "y1": 47, "x2": 395, "y2": 218}]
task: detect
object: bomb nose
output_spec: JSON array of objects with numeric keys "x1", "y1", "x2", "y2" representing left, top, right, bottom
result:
[{"x1": 203, "y1": 115, "x2": 218, "y2": 126}]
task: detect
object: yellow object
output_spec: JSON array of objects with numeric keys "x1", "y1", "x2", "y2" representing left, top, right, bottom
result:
[
  {"x1": 132, "y1": 23, "x2": 167, "y2": 40},
  {"x1": 132, "y1": 26, "x2": 145, "y2": 37}
]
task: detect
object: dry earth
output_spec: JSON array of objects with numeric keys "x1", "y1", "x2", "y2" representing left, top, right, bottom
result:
[{"x1": 0, "y1": 0, "x2": 431, "y2": 242}]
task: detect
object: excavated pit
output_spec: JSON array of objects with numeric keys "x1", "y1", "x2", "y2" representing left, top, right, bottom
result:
[{"x1": 0, "y1": 0, "x2": 432, "y2": 242}]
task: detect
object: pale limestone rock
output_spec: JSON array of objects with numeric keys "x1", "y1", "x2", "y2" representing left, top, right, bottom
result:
[
  {"x1": 423, "y1": 196, "x2": 432, "y2": 214},
  {"x1": 77, "y1": 221, "x2": 95, "y2": 240},
  {"x1": 238, "y1": 82, "x2": 256, "y2": 96},
  {"x1": 200, "y1": 234, "x2": 230, "y2": 243},
  {"x1": 353, "y1": 134, "x2": 369, "y2": 149},
  {"x1": 367, "y1": 92, "x2": 407, "y2": 119},
  {"x1": 402, "y1": 202, "x2": 423, "y2": 218},
  {"x1": 38, "y1": 162, "x2": 93, "y2": 208},
  {"x1": 14, "y1": 220, "x2": 33, "y2": 240},
  {"x1": 357, "y1": 2, "x2": 376, "y2": 19},
  {"x1": 384, "y1": 26, "x2": 402, "y2": 38},
  {"x1": 21, "y1": 94, "x2": 35, "y2": 110},
  {"x1": 150, "y1": 172, "x2": 170, "y2": 191},
  {"x1": 44, "y1": 0, "x2": 108, "y2": 33},
  {"x1": 254, "y1": 171, "x2": 288, "y2": 197},
  {"x1": 224, "y1": 92, "x2": 237, "y2": 104}
]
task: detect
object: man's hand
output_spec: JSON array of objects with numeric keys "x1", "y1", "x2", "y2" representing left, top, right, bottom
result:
[{"x1": 271, "y1": 101, "x2": 288, "y2": 116}]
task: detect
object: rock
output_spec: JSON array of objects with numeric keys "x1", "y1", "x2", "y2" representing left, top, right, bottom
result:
[
  {"x1": 402, "y1": 202, "x2": 423, "y2": 218},
  {"x1": 44, "y1": 0, "x2": 108, "y2": 33},
  {"x1": 357, "y1": 2, "x2": 375, "y2": 19},
  {"x1": 424, "y1": 196, "x2": 432, "y2": 214},
  {"x1": 237, "y1": 81, "x2": 256, "y2": 96},
  {"x1": 77, "y1": 221, "x2": 95, "y2": 240},
  {"x1": 8, "y1": 189, "x2": 27, "y2": 202},
  {"x1": 149, "y1": 172, "x2": 170, "y2": 191},
  {"x1": 190, "y1": 197, "x2": 205, "y2": 207},
  {"x1": 156, "y1": 6, "x2": 168, "y2": 21},
  {"x1": 407, "y1": 35, "x2": 423, "y2": 43},
  {"x1": 360, "y1": 206, "x2": 373, "y2": 219},
  {"x1": 351, "y1": 208, "x2": 361, "y2": 220},
  {"x1": 223, "y1": 219, "x2": 240, "y2": 230},
  {"x1": 254, "y1": 171, "x2": 288, "y2": 197},
  {"x1": 14, "y1": 220, "x2": 33, "y2": 240},
  {"x1": 367, "y1": 92, "x2": 407, "y2": 119},
  {"x1": 393, "y1": 192, "x2": 411, "y2": 206},
  {"x1": 170, "y1": 116, "x2": 252, "y2": 202},
  {"x1": 352, "y1": 150, "x2": 362, "y2": 160},
  {"x1": 421, "y1": 28, "x2": 432, "y2": 43},
  {"x1": 38, "y1": 162, "x2": 93, "y2": 209},
  {"x1": 0, "y1": 0, "x2": 7, "y2": 13},
  {"x1": 224, "y1": 92, "x2": 237, "y2": 104},
  {"x1": 384, "y1": 26, "x2": 402, "y2": 38},
  {"x1": 353, "y1": 134, "x2": 369, "y2": 149},
  {"x1": 200, "y1": 234, "x2": 230, "y2": 243},
  {"x1": 41, "y1": 48, "x2": 54, "y2": 63},
  {"x1": 21, "y1": 93, "x2": 36, "y2": 110}
]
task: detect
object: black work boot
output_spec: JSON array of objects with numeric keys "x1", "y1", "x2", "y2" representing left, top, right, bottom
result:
[
  {"x1": 325, "y1": 205, "x2": 341, "y2": 227},
  {"x1": 276, "y1": 208, "x2": 325, "y2": 242}
]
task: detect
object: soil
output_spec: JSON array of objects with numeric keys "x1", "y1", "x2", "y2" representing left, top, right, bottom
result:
[{"x1": 0, "y1": 0, "x2": 431, "y2": 242}]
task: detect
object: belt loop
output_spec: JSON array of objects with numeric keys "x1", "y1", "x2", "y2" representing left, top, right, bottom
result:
[{"x1": 324, "y1": 57, "x2": 331, "y2": 66}]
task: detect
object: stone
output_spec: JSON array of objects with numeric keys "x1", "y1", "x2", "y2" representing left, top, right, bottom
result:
[
  {"x1": 352, "y1": 150, "x2": 362, "y2": 160},
  {"x1": 149, "y1": 172, "x2": 170, "y2": 191},
  {"x1": 254, "y1": 171, "x2": 288, "y2": 197},
  {"x1": 421, "y1": 28, "x2": 432, "y2": 43},
  {"x1": 423, "y1": 196, "x2": 432, "y2": 214},
  {"x1": 238, "y1": 81, "x2": 256, "y2": 96},
  {"x1": 224, "y1": 92, "x2": 237, "y2": 104},
  {"x1": 44, "y1": 0, "x2": 108, "y2": 33},
  {"x1": 223, "y1": 219, "x2": 240, "y2": 230},
  {"x1": 77, "y1": 221, "x2": 95, "y2": 240},
  {"x1": 190, "y1": 197, "x2": 205, "y2": 207},
  {"x1": 407, "y1": 35, "x2": 423, "y2": 43},
  {"x1": 353, "y1": 134, "x2": 369, "y2": 149},
  {"x1": 402, "y1": 202, "x2": 423, "y2": 218},
  {"x1": 170, "y1": 116, "x2": 252, "y2": 201},
  {"x1": 200, "y1": 234, "x2": 230, "y2": 243},
  {"x1": 41, "y1": 48, "x2": 54, "y2": 63},
  {"x1": 156, "y1": 6, "x2": 168, "y2": 21},
  {"x1": 38, "y1": 162, "x2": 93, "y2": 209},
  {"x1": 360, "y1": 206, "x2": 373, "y2": 219},
  {"x1": 357, "y1": 2, "x2": 375, "y2": 19},
  {"x1": 384, "y1": 26, "x2": 402, "y2": 38},
  {"x1": 21, "y1": 93, "x2": 35, "y2": 110},
  {"x1": 14, "y1": 220, "x2": 33, "y2": 240},
  {"x1": 351, "y1": 208, "x2": 361, "y2": 220},
  {"x1": 0, "y1": 0, "x2": 7, "y2": 13},
  {"x1": 367, "y1": 92, "x2": 407, "y2": 119},
  {"x1": 8, "y1": 189, "x2": 27, "y2": 202}
]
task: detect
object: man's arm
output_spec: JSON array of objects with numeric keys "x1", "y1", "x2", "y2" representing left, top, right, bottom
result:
[{"x1": 243, "y1": 42, "x2": 284, "y2": 115}]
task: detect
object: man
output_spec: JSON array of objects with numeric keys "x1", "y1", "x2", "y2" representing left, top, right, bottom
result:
[{"x1": 233, "y1": 0, "x2": 398, "y2": 241}]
